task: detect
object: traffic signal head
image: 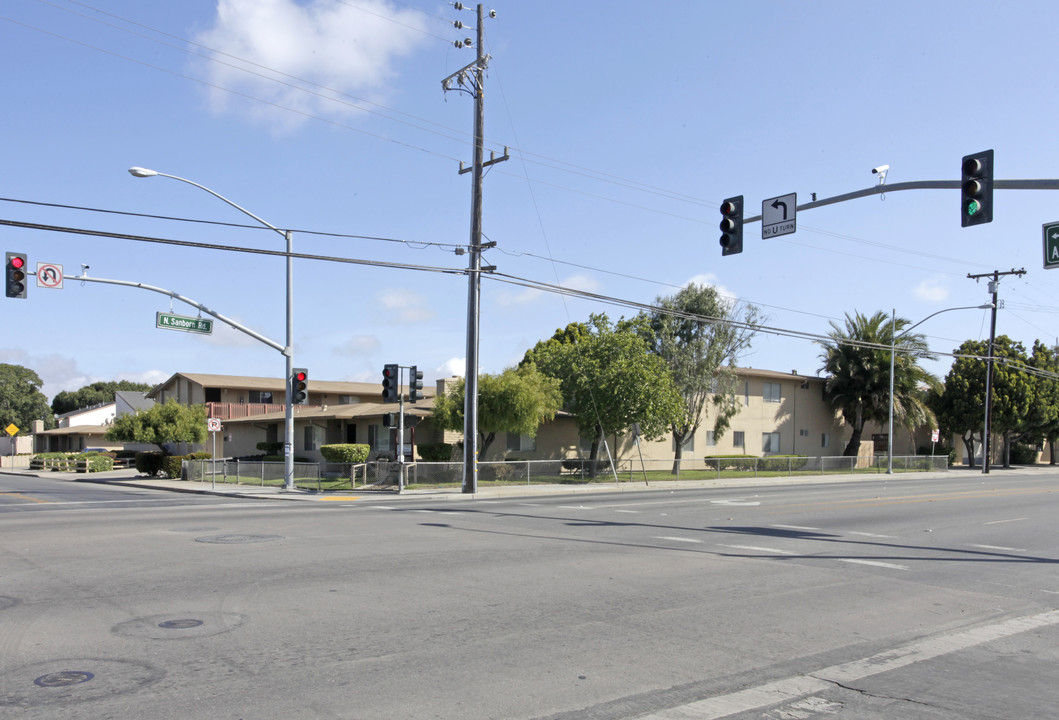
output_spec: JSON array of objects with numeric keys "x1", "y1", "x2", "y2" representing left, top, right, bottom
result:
[
  {"x1": 6, "y1": 253, "x2": 27, "y2": 299},
  {"x1": 408, "y1": 365, "x2": 424, "y2": 402},
  {"x1": 961, "y1": 149, "x2": 994, "y2": 227},
  {"x1": 382, "y1": 412, "x2": 395, "y2": 428},
  {"x1": 719, "y1": 196, "x2": 744, "y2": 256},
  {"x1": 382, "y1": 363, "x2": 399, "y2": 403},
  {"x1": 291, "y1": 368, "x2": 309, "y2": 405}
]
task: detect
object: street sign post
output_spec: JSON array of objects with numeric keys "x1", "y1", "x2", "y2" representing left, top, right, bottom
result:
[
  {"x1": 1044, "y1": 221, "x2": 1059, "y2": 269},
  {"x1": 762, "y1": 193, "x2": 797, "y2": 238},
  {"x1": 156, "y1": 312, "x2": 213, "y2": 334}
]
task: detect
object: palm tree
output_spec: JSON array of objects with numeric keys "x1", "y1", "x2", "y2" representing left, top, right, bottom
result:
[{"x1": 819, "y1": 311, "x2": 940, "y2": 456}]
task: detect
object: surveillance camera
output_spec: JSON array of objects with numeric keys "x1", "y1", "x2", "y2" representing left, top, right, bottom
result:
[{"x1": 871, "y1": 164, "x2": 890, "y2": 175}]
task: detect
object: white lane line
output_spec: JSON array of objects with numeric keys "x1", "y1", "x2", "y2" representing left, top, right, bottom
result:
[
  {"x1": 655, "y1": 536, "x2": 703, "y2": 544},
  {"x1": 638, "y1": 609, "x2": 1059, "y2": 719},
  {"x1": 772, "y1": 524, "x2": 820, "y2": 531},
  {"x1": 968, "y1": 543, "x2": 1026, "y2": 552},
  {"x1": 838, "y1": 558, "x2": 909, "y2": 570},
  {"x1": 559, "y1": 505, "x2": 592, "y2": 510},
  {"x1": 847, "y1": 531, "x2": 896, "y2": 538},
  {"x1": 616, "y1": 509, "x2": 641, "y2": 514},
  {"x1": 718, "y1": 544, "x2": 797, "y2": 555},
  {"x1": 370, "y1": 506, "x2": 398, "y2": 510},
  {"x1": 710, "y1": 499, "x2": 761, "y2": 506},
  {"x1": 984, "y1": 517, "x2": 1028, "y2": 525}
]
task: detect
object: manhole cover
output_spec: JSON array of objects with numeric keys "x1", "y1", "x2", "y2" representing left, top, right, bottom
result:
[
  {"x1": 34, "y1": 670, "x2": 94, "y2": 687},
  {"x1": 158, "y1": 619, "x2": 203, "y2": 629},
  {"x1": 194, "y1": 533, "x2": 283, "y2": 544}
]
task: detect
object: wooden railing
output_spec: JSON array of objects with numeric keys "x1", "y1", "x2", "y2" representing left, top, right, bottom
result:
[{"x1": 205, "y1": 402, "x2": 277, "y2": 419}]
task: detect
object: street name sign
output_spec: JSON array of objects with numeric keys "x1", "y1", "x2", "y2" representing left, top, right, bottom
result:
[
  {"x1": 762, "y1": 192, "x2": 797, "y2": 238},
  {"x1": 156, "y1": 312, "x2": 213, "y2": 335},
  {"x1": 1044, "y1": 221, "x2": 1059, "y2": 269}
]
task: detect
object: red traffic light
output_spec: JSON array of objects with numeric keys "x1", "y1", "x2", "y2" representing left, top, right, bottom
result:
[
  {"x1": 719, "y1": 200, "x2": 738, "y2": 216},
  {"x1": 295, "y1": 371, "x2": 306, "y2": 382},
  {"x1": 9, "y1": 256, "x2": 24, "y2": 270}
]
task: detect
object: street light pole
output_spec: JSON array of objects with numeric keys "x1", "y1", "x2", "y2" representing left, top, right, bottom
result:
[
  {"x1": 887, "y1": 304, "x2": 993, "y2": 474},
  {"x1": 128, "y1": 167, "x2": 297, "y2": 491}
]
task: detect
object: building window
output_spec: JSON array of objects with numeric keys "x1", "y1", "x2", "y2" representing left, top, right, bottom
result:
[
  {"x1": 338, "y1": 394, "x2": 355, "y2": 405},
  {"x1": 506, "y1": 433, "x2": 537, "y2": 452},
  {"x1": 763, "y1": 382, "x2": 781, "y2": 403},
  {"x1": 709, "y1": 377, "x2": 719, "y2": 394},
  {"x1": 673, "y1": 434, "x2": 696, "y2": 452},
  {"x1": 744, "y1": 381, "x2": 750, "y2": 406},
  {"x1": 733, "y1": 431, "x2": 745, "y2": 448},
  {"x1": 762, "y1": 432, "x2": 781, "y2": 454},
  {"x1": 705, "y1": 431, "x2": 716, "y2": 447},
  {"x1": 799, "y1": 428, "x2": 809, "y2": 437},
  {"x1": 249, "y1": 390, "x2": 273, "y2": 404},
  {"x1": 303, "y1": 425, "x2": 324, "y2": 452},
  {"x1": 821, "y1": 433, "x2": 830, "y2": 449},
  {"x1": 368, "y1": 425, "x2": 392, "y2": 453},
  {"x1": 204, "y1": 387, "x2": 221, "y2": 403}
]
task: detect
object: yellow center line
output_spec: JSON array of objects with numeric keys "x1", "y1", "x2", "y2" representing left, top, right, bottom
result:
[{"x1": 0, "y1": 492, "x2": 53, "y2": 504}]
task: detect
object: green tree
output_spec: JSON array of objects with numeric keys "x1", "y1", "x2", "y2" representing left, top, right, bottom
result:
[
  {"x1": 431, "y1": 364, "x2": 562, "y2": 460},
  {"x1": 1028, "y1": 341, "x2": 1059, "y2": 464},
  {"x1": 51, "y1": 380, "x2": 154, "y2": 416},
  {"x1": 818, "y1": 311, "x2": 939, "y2": 457},
  {"x1": 526, "y1": 313, "x2": 683, "y2": 473},
  {"x1": 641, "y1": 283, "x2": 761, "y2": 473},
  {"x1": 0, "y1": 363, "x2": 55, "y2": 432},
  {"x1": 105, "y1": 399, "x2": 207, "y2": 449}
]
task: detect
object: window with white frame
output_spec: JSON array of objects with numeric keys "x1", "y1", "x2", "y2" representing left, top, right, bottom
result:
[
  {"x1": 762, "y1": 432, "x2": 781, "y2": 454},
  {"x1": 744, "y1": 381, "x2": 750, "y2": 406},
  {"x1": 673, "y1": 434, "x2": 696, "y2": 452},
  {"x1": 506, "y1": 433, "x2": 537, "y2": 452},
  {"x1": 249, "y1": 390, "x2": 273, "y2": 404},
  {"x1": 821, "y1": 433, "x2": 830, "y2": 449},
  {"x1": 303, "y1": 425, "x2": 324, "y2": 452},
  {"x1": 706, "y1": 431, "x2": 716, "y2": 447},
  {"x1": 799, "y1": 428, "x2": 809, "y2": 437},
  {"x1": 763, "y1": 382, "x2": 782, "y2": 403},
  {"x1": 733, "y1": 430, "x2": 745, "y2": 448},
  {"x1": 368, "y1": 424, "x2": 392, "y2": 452}
]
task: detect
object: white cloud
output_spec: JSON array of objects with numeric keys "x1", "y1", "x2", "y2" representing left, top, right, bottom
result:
[
  {"x1": 376, "y1": 289, "x2": 436, "y2": 324},
  {"x1": 683, "y1": 273, "x2": 735, "y2": 302},
  {"x1": 438, "y1": 357, "x2": 465, "y2": 378},
  {"x1": 335, "y1": 334, "x2": 379, "y2": 356},
  {"x1": 559, "y1": 273, "x2": 601, "y2": 293},
  {"x1": 913, "y1": 278, "x2": 949, "y2": 303},
  {"x1": 192, "y1": 0, "x2": 429, "y2": 130}
]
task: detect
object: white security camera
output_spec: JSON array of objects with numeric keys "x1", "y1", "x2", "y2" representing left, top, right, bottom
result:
[{"x1": 871, "y1": 164, "x2": 890, "y2": 175}]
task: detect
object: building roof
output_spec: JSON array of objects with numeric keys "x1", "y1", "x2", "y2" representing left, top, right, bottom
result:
[
  {"x1": 116, "y1": 390, "x2": 154, "y2": 412},
  {"x1": 148, "y1": 372, "x2": 435, "y2": 399},
  {"x1": 36, "y1": 424, "x2": 109, "y2": 436}
]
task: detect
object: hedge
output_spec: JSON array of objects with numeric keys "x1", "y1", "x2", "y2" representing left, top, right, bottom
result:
[
  {"x1": 319, "y1": 444, "x2": 370, "y2": 463},
  {"x1": 416, "y1": 442, "x2": 456, "y2": 462}
]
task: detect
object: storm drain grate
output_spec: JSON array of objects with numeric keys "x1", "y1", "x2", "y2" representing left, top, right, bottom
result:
[{"x1": 34, "y1": 670, "x2": 94, "y2": 687}]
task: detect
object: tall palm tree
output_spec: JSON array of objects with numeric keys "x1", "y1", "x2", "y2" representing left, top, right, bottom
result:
[{"x1": 819, "y1": 311, "x2": 939, "y2": 456}]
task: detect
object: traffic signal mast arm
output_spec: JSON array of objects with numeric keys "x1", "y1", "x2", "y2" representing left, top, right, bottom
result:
[
  {"x1": 740, "y1": 178, "x2": 1059, "y2": 225},
  {"x1": 71, "y1": 273, "x2": 287, "y2": 355}
]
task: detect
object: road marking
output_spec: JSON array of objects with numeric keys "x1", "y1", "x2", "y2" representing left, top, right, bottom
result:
[
  {"x1": 638, "y1": 609, "x2": 1059, "y2": 719},
  {"x1": 837, "y1": 558, "x2": 909, "y2": 570},
  {"x1": 984, "y1": 517, "x2": 1028, "y2": 525},
  {"x1": 616, "y1": 509, "x2": 641, "y2": 514},
  {"x1": 559, "y1": 505, "x2": 592, "y2": 510},
  {"x1": 370, "y1": 506, "x2": 398, "y2": 510},
  {"x1": 655, "y1": 536, "x2": 703, "y2": 544},
  {"x1": 847, "y1": 531, "x2": 896, "y2": 538},
  {"x1": 968, "y1": 543, "x2": 1026, "y2": 552},
  {"x1": 319, "y1": 496, "x2": 361, "y2": 501},
  {"x1": 718, "y1": 544, "x2": 797, "y2": 555},
  {"x1": 0, "y1": 492, "x2": 52, "y2": 503},
  {"x1": 772, "y1": 524, "x2": 819, "y2": 531},
  {"x1": 710, "y1": 498, "x2": 761, "y2": 506}
]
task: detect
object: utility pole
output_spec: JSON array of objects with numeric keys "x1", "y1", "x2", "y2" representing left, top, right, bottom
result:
[
  {"x1": 968, "y1": 268, "x2": 1026, "y2": 474},
  {"x1": 442, "y1": 4, "x2": 507, "y2": 494}
]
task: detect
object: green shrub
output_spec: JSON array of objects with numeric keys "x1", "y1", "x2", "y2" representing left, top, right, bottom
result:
[
  {"x1": 256, "y1": 441, "x2": 283, "y2": 455},
  {"x1": 705, "y1": 455, "x2": 757, "y2": 471},
  {"x1": 76, "y1": 452, "x2": 113, "y2": 472},
  {"x1": 1009, "y1": 443, "x2": 1040, "y2": 465},
  {"x1": 759, "y1": 455, "x2": 808, "y2": 472},
  {"x1": 163, "y1": 451, "x2": 212, "y2": 479},
  {"x1": 417, "y1": 443, "x2": 456, "y2": 462},
  {"x1": 320, "y1": 444, "x2": 370, "y2": 463},
  {"x1": 136, "y1": 451, "x2": 165, "y2": 477}
]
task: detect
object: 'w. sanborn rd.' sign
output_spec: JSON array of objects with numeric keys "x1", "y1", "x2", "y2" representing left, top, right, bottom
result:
[
  {"x1": 1044, "y1": 222, "x2": 1059, "y2": 270},
  {"x1": 156, "y1": 312, "x2": 213, "y2": 334}
]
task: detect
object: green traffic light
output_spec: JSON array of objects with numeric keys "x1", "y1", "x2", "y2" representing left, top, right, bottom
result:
[{"x1": 966, "y1": 199, "x2": 981, "y2": 217}]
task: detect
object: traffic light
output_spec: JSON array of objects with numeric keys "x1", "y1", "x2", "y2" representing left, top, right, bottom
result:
[
  {"x1": 961, "y1": 149, "x2": 994, "y2": 227},
  {"x1": 291, "y1": 368, "x2": 309, "y2": 405},
  {"x1": 382, "y1": 412, "x2": 395, "y2": 428},
  {"x1": 408, "y1": 365, "x2": 424, "y2": 402},
  {"x1": 5, "y1": 253, "x2": 27, "y2": 299},
  {"x1": 719, "y1": 196, "x2": 743, "y2": 256},
  {"x1": 382, "y1": 363, "x2": 399, "y2": 403}
]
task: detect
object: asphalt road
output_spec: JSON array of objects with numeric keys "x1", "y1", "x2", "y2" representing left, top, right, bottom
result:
[{"x1": 1, "y1": 471, "x2": 1057, "y2": 719}]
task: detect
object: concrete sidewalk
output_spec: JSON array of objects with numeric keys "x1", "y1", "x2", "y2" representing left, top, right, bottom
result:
[{"x1": 4, "y1": 463, "x2": 1057, "y2": 502}]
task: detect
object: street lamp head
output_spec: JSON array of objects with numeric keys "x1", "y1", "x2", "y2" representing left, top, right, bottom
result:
[
  {"x1": 128, "y1": 166, "x2": 158, "y2": 178},
  {"x1": 979, "y1": 303, "x2": 995, "y2": 309}
]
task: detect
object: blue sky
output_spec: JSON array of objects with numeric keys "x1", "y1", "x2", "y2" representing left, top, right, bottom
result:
[{"x1": 4, "y1": 0, "x2": 1059, "y2": 402}]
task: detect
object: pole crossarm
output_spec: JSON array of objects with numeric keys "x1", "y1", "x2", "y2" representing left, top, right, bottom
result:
[
  {"x1": 72, "y1": 274, "x2": 287, "y2": 354},
  {"x1": 744, "y1": 179, "x2": 1059, "y2": 224}
]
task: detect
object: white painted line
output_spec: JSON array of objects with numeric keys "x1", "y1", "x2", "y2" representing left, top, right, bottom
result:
[
  {"x1": 638, "y1": 609, "x2": 1059, "y2": 719},
  {"x1": 847, "y1": 531, "x2": 896, "y2": 538},
  {"x1": 370, "y1": 506, "x2": 398, "y2": 510},
  {"x1": 984, "y1": 517, "x2": 1028, "y2": 525},
  {"x1": 710, "y1": 499, "x2": 761, "y2": 506},
  {"x1": 559, "y1": 505, "x2": 592, "y2": 510},
  {"x1": 772, "y1": 524, "x2": 819, "y2": 531},
  {"x1": 615, "y1": 509, "x2": 641, "y2": 514},
  {"x1": 655, "y1": 536, "x2": 703, "y2": 544},
  {"x1": 838, "y1": 558, "x2": 909, "y2": 570},
  {"x1": 968, "y1": 544, "x2": 1026, "y2": 552},
  {"x1": 718, "y1": 544, "x2": 797, "y2": 555}
]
